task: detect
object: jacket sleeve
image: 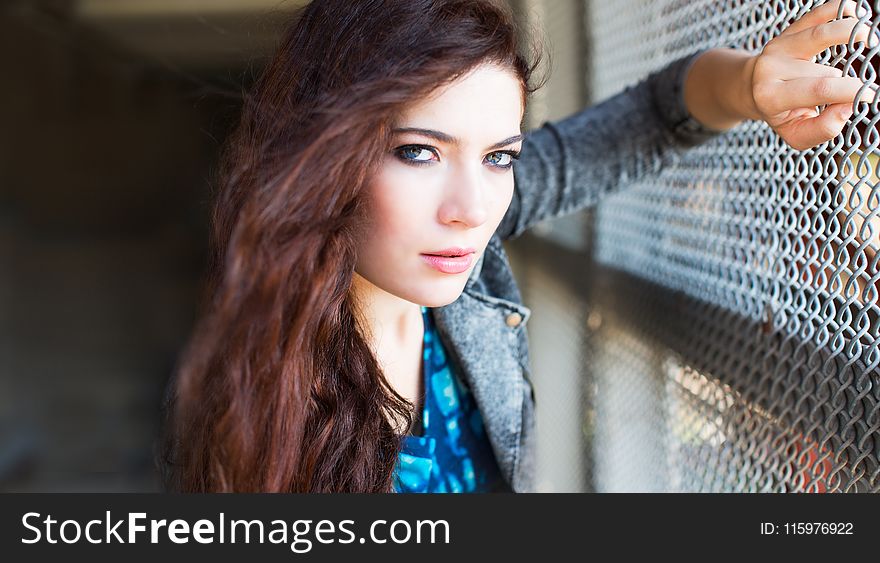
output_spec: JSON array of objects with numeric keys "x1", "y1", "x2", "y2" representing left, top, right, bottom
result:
[{"x1": 498, "y1": 49, "x2": 726, "y2": 241}]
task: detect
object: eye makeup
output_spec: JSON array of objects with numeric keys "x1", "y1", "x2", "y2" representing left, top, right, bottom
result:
[{"x1": 393, "y1": 144, "x2": 521, "y2": 170}]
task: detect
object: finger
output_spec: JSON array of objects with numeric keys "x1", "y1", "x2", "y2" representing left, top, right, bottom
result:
[
  {"x1": 765, "y1": 76, "x2": 875, "y2": 114},
  {"x1": 771, "y1": 17, "x2": 873, "y2": 60},
  {"x1": 763, "y1": 57, "x2": 845, "y2": 80},
  {"x1": 780, "y1": 0, "x2": 857, "y2": 37},
  {"x1": 780, "y1": 102, "x2": 853, "y2": 151}
]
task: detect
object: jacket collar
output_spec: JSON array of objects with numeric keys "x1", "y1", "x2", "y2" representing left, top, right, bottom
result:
[
  {"x1": 468, "y1": 248, "x2": 486, "y2": 284},
  {"x1": 464, "y1": 238, "x2": 531, "y2": 328},
  {"x1": 432, "y1": 291, "x2": 524, "y2": 489}
]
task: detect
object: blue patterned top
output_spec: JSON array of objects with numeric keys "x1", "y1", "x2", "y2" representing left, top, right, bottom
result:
[{"x1": 392, "y1": 306, "x2": 509, "y2": 493}]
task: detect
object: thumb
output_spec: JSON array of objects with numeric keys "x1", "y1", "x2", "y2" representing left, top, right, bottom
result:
[
  {"x1": 782, "y1": 103, "x2": 853, "y2": 151},
  {"x1": 830, "y1": 102, "x2": 855, "y2": 122}
]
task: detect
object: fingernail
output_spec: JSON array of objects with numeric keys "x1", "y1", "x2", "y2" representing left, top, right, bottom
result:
[{"x1": 858, "y1": 85, "x2": 878, "y2": 103}]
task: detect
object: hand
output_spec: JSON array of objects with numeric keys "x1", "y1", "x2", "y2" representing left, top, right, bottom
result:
[{"x1": 747, "y1": 0, "x2": 878, "y2": 150}]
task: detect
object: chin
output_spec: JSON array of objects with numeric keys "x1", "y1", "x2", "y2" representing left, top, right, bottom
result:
[{"x1": 420, "y1": 288, "x2": 466, "y2": 309}]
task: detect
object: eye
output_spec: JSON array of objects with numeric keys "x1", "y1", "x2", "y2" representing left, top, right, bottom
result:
[
  {"x1": 394, "y1": 145, "x2": 438, "y2": 166},
  {"x1": 485, "y1": 150, "x2": 521, "y2": 170}
]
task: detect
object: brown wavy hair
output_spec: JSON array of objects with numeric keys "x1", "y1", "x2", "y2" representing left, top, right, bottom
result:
[{"x1": 156, "y1": 0, "x2": 546, "y2": 492}]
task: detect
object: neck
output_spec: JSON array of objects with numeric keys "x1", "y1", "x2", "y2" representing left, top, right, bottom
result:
[{"x1": 351, "y1": 272, "x2": 423, "y2": 356}]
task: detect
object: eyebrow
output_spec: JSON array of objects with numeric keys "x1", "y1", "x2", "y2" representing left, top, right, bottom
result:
[{"x1": 392, "y1": 127, "x2": 524, "y2": 151}]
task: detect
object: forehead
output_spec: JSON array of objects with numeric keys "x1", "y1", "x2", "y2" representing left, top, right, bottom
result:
[{"x1": 394, "y1": 63, "x2": 524, "y2": 143}]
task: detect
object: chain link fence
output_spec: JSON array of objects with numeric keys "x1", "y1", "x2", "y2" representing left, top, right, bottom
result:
[{"x1": 512, "y1": 0, "x2": 880, "y2": 492}]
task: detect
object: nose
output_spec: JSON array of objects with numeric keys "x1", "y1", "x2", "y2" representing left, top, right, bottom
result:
[{"x1": 436, "y1": 162, "x2": 489, "y2": 228}]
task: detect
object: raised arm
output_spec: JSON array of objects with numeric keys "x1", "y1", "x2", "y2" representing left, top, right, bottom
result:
[
  {"x1": 499, "y1": 0, "x2": 875, "y2": 242},
  {"x1": 498, "y1": 50, "x2": 724, "y2": 241}
]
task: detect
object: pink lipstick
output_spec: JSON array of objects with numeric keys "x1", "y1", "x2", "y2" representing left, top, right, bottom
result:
[{"x1": 420, "y1": 247, "x2": 475, "y2": 274}]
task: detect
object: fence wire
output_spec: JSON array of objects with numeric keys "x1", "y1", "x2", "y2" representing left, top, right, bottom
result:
[{"x1": 582, "y1": 0, "x2": 880, "y2": 492}]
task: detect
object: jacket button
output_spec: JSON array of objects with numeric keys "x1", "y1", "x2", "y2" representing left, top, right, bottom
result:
[{"x1": 505, "y1": 312, "x2": 522, "y2": 327}]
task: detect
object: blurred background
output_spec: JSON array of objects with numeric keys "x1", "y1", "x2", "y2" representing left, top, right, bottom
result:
[
  {"x1": 1, "y1": 0, "x2": 303, "y2": 492},
  {"x1": 3, "y1": 0, "x2": 879, "y2": 493}
]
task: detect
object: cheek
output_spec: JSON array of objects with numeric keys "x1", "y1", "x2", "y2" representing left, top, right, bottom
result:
[
  {"x1": 361, "y1": 167, "x2": 428, "y2": 255},
  {"x1": 489, "y1": 175, "x2": 515, "y2": 224}
]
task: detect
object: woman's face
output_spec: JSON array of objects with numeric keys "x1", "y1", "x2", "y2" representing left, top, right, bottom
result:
[{"x1": 355, "y1": 62, "x2": 524, "y2": 308}]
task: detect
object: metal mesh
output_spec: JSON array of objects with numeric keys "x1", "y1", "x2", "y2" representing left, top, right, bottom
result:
[
  {"x1": 507, "y1": 0, "x2": 596, "y2": 492},
  {"x1": 581, "y1": 0, "x2": 880, "y2": 492}
]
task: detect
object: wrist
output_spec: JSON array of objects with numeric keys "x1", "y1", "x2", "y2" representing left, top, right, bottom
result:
[
  {"x1": 733, "y1": 52, "x2": 761, "y2": 122},
  {"x1": 684, "y1": 47, "x2": 756, "y2": 131},
  {"x1": 709, "y1": 47, "x2": 761, "y2": 125}
]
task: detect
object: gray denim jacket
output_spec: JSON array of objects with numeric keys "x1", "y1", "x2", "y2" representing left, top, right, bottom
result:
[{"x1": 430, "y1": 49, "x2": 725, "y2": 492}]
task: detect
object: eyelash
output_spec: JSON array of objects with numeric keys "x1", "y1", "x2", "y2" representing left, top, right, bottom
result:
[{"x1": 393, "y1": 144, "x2": 521, "y2": 170}]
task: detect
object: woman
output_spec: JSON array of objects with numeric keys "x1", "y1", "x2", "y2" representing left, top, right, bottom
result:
[{"x1": 157, "y1": 0, "x2": 874, "y2": 492}]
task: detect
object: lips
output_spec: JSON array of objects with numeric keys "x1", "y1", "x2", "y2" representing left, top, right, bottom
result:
[
  {"x1": 423, "y1": 246, "x2": 475, "y2": 257},
  {"x1": 420, "y1": 250, "x2": 475, "y2": 274}
]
